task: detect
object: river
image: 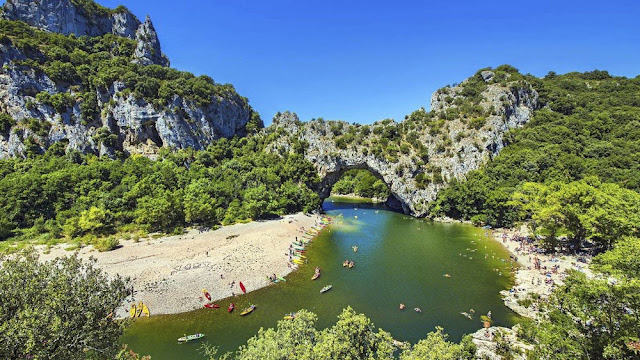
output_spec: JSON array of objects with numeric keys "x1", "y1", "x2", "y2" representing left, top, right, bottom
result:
[{"x1": 121, "y1": 197, "x2": 519, "y2": 358}]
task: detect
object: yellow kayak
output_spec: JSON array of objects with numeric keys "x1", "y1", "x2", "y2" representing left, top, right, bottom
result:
[
  {"x1": 136, "y1": 301, "x2": 143, "y2": 317},
  {"x1": 141, "y1": 303, "x2": 150, "y2": 317},
  {"x1": 293, "y1": 259, "x2": 304, "y2": 264},
  {"x1": 240, "y1": 304, "x2": 256, "y2": 316},
  {"x1": 130, "y1": 304, "x2": 137, "y2": 318}
]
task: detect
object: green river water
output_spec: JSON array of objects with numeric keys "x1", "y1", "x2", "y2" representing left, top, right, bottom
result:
[{"x1": 122, "y1": 197, "x2": 519, "y2": 358}]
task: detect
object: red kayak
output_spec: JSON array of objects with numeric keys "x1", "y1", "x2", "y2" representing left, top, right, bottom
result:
[
  {"x1": 239, "y1": 282, "x2": 246, "y2": 294},
  {"x1": 202, "y1": 289, "x2": 212, "y2": 301},
  {"x1": 204, "y1": 303, "x2": 220, "y2": 309},
  {"x1": 228, "y1": 303, "x2": 235, "y2": 313}
]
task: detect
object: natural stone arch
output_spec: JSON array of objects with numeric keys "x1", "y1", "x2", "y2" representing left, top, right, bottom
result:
[
  {"x1": 315, "y1": 162, "x2": 406, "y2": 212},
  {"x1": 268, "y1": 78, "x2": 539, "y2": 216}
]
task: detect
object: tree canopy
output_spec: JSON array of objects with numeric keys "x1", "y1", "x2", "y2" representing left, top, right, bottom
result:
[
  {"x1": 520, "y1": 237, "x2": 640, "y2": 359},
  {"x1": 0, "y1": 137, "x2": 321, "y2": 250},
  {"x1": 331, "y1": 169, "x2": 390, "y2": 200},
  {"x1": 202, "y1": 307, "x2": 475, "y2": 360},
  {"x1": 0, "y1": 251, "x2": 131, "y2": 359}
]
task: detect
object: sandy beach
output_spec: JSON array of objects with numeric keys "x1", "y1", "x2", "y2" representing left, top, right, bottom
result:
[
  {"x1": 491, "y1": 227, "x2": 593, "y2": 317},
  {"x1": 38, "y1": 213, "x2": 324, "y2": 317}
]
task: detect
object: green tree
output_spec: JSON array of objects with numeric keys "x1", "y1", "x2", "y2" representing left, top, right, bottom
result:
[
  {"x1": 527, "y1": 271, "x2": 640, "y2": 359},
  {"x1": 0, "y1": 251, "x2": 130, "y2": 359},
  {"x1": 400, "y1": 327, "x2": 475, "y2": 360},
  {"x1": 312, "y1": 307, "x2": 394, "y2": 359},
  {"x1": 134, "y1": 191, "x2": 183, "y2": 231},
  {"x1": 78, "y1": 206, "x2": 109, "y2": 234},
  {"x1": 183, "y1": 179, "x2": 216, "y2": 224},
  {"x1": 592, "y1": 236, "x2": 640, "y2": 279}
]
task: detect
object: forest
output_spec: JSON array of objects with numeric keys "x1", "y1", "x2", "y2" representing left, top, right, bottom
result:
[
  {"x1": 331, "y1": 169, "x2": 390, "y2": 200},
  {"x1": 0, "y1": 136, "x2": 320, "y2": 250}
]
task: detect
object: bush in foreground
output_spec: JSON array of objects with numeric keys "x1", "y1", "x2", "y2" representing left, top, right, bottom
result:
[{"x1": 0, "y1": 251, "x2": 131, "y2": 359}]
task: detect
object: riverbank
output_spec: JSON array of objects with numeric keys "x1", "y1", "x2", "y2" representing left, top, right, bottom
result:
[
  {"x1": 329, "y1": 194, "x2": 386, "y2": 203},
  {"x1": 466, "y1": 226, "x2": 594, "y2": 359},
  {"x1": 37, "y1": 213, "x2": 324, "y2": 317},
  {"x1": 490, "y1": 227, "x2": 593, "y2": 317}
]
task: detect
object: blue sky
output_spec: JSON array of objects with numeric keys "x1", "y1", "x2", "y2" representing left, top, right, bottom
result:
[{"x1": 99, "y1": 1, "x2": 638, "y2": 124}]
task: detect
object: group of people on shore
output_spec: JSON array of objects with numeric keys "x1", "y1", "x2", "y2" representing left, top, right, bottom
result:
[{"x1": 499, "y1": 229, "x2": 595, "y2": 304}]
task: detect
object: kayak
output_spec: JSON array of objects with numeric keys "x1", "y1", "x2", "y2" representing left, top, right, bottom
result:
[
  {"x1": 277, "y1": 276, "x2": 286, "y2": 282},
  {"x1": 228, "y1": 303, "x2": 235, "y2": 313},
  {"x1": 239, "y1": 282, "x2": 246, "y2": 294},
  {"x1": 129, "y1": 304, "x2": 137, "y2": 318},
  {"x1": 204, "y1": 303, "x2": 220, "y2": 309},
  {"x1": 136, "y1": 302, "x2": 143, "y2": 317},
  {"x1": 202, "y1": 289, "x2": 212, "y2": 301},
  {"x1": 320, "y1": 285, "x2": 332, "y2": 293},
  {"x1": 141, "y1": 303, "x2": 150, "y2": 317},
  {"x1": 240, "y1": 304, "x2": 256, "y2": 316},
  {"x1": 311, "y1": 272, "x2": 320, "y2": 280},
  {"x1": 178, "y1": 333, "x2": 205, "y2": 343},
  {"x1": 283, "y1": 312, "x2": 296, "y2": 320},
  {"x1": 293, "y1": 259, "x2": 304, "y2": 264}
]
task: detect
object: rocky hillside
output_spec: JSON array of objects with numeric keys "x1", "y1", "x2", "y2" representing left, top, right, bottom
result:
[
  {"x1": 266, "y1": 66, "x2": 539, "y2": 215},
  {"x1": 0, "y1": 0, "x2": 259, "y2": 158}
]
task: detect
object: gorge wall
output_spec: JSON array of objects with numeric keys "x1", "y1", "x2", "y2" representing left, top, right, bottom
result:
[{"x1": 0, "y1": 0, "x2": 255, "y2": 158}]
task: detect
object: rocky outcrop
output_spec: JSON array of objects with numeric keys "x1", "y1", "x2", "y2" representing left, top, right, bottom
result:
[
  {"x1": 132, "y1": 16, "x2": 169, "y2": 67},
  {"x1": 2, "y1": 0, "x2": 168, "y2": 66},
  {"x1": 268, "y1": 77, "x2": 539, "y2": 216},
  {"x1": 3, "y1": 0, "x2": 136, "y2": 37},
  {"x1": 471, "y1": 326, "x2": 531, "y2": 360}
]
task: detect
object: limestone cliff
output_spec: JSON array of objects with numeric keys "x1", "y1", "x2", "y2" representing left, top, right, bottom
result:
[
  {"x1": 0, "y1": 0, "x2": 254, "y2": 158},
  {"x1": 266, "y1": 71, "x2": 539, "y2": 216},
  {"x1": 2, "y1": 0, "x2": 169, "y2": 66}
]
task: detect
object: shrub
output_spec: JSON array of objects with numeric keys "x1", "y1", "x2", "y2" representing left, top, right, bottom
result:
[
  {"x1": 468, "y1": 117, "x2": 486, "y2": 130},
  {"x1": 94, "y1": 236, "x2": 120, "y2": 252},
  {"x1": 0, "y1": 113, "x2": 16, "y2": 134}
]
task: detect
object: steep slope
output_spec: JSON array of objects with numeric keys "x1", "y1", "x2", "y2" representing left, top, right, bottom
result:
[{"x1": 0, "y1": 0, "x2": 260, "y2": 158}]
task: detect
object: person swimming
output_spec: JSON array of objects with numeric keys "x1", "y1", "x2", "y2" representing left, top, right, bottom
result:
[
  {"x1": 414, "y1": 307, "x2": 422, "y2": 313},
  {"x1": 399, "y1": 303, "x2": 405, "y2": 310}
]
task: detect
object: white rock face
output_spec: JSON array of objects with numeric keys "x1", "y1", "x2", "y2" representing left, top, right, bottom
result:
[
  {"x1": 132, "y1": 16, "x2": 169, "y2": 67},
  {"x1": 2, "y1": 0, "x2": 168, "y2": 66},
  {"x1": 3, "y1": 0, "x2": 137, "y2": 37},
  {"x1": 0, "y1": 45, "x2": 252, "y2": 158}
]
